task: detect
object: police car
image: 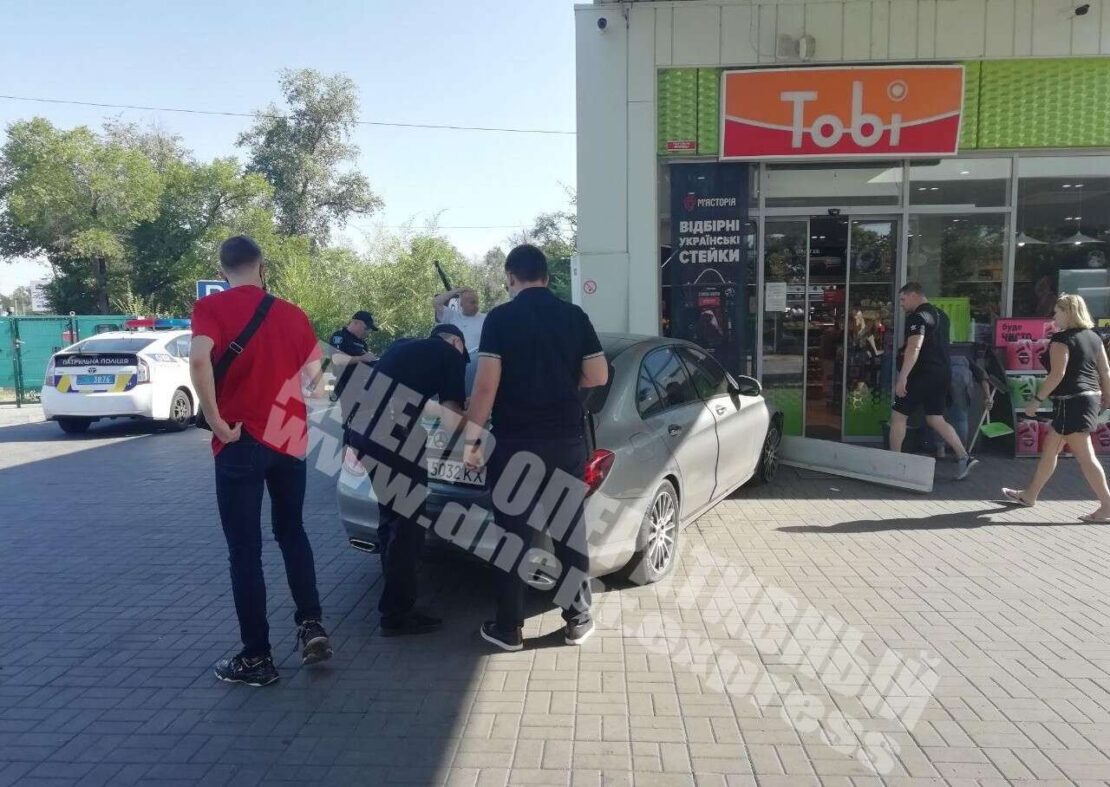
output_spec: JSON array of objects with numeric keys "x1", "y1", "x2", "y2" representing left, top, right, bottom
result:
[{"x1": 40, "y1": 318, "x2": 198, "y2": 435}]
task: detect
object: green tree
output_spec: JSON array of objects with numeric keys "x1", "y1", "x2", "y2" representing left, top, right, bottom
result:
[
  {"x1": 475, "y1": 246, "x2": 507, "y2": 312},
  {"x1": 238, "y1": 69, "x2": 382, "y2": 247},
  {"x1": 129, "y1": 158, "x2": 275, "y2": 314},
  {"x1": 0, "y1": 118, "x2": 162, "y2": 313},
  {"x1": 510, "y1": 189, "x2": 577, "y2": 301}
]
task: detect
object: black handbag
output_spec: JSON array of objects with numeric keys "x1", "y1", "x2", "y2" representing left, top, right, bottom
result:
[{"x1": 196, "y1": 294, "x2": 276, "y2": 431}]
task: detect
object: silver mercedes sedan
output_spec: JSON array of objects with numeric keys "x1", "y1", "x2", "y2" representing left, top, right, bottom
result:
[{"x1": 336, "y1": 334, "x2": 781, "y2": 584}]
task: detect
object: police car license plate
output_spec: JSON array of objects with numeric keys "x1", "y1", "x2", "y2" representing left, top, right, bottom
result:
[
  {"x1": 427, "y1": 457, "x2": 485, "y2": 486},
  {"x1": 76, "y1": 375, "x2": 115, "y2": 386}
]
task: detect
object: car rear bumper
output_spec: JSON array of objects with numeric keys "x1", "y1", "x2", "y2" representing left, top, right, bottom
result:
[
  {"x1": 41, "y1": 386, "x2": 154, "y2": 420},
  {"x1": 337, "y1": 470, "x2": 638, "y2": 577}
]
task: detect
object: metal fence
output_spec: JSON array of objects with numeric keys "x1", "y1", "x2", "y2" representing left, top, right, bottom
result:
[{"x1": 1, "y1": 315, "x2": 132, "y2": 406}]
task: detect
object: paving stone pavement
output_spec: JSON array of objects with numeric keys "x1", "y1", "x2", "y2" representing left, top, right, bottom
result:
[{"x1": 4, "y1": 416, "x2": 1110, "y2": 786}]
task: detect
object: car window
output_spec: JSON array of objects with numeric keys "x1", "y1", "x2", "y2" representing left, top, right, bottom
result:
[
  {"x1": 677, "y1": 346, "x2": 730, "y2": 399},
  {"x1": 169, "y1": 336, "x2": 191, "y2": 358},
  {"x1": 636, "y1": 366, "x2": 664, "y2": 418},
  {"x1": 640, "y1": 348, "x2": 699, "y2": 415},
  {"x1": 72, "y1": 337, "x2": 156, "y2": 353}
]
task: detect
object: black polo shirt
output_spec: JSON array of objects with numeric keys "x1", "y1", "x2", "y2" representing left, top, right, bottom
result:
[
  {"x1": 348, "y1": 337, "x2": 466, "y2": 473},
  {"x1": 329, "y1": 327, "x2": 368, "y2": 357},
  {"x1": 478, "y1": 287, "x2": 603, "y2": 440}
]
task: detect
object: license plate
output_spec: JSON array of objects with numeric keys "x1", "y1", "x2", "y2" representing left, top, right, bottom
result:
[
  {"x1": 76, "y1": 375, "x2": 115, "y2": 385},
  {"x1": 427, "y1": 457, "x2": 486, "y2": 486}
]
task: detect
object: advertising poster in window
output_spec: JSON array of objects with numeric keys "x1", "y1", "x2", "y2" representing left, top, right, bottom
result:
[{"x1": 665, "y1": 162, "x2": 753, "y2": 377}]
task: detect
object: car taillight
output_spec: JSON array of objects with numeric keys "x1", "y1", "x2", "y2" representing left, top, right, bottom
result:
[
  {"x1": 45, "y1": 357, "x2": 56, "y2": 387},
  {"x1": 343, "y1": 447, "x2": 367, "y2": 477},
  {"x1": 136, "y1": 358, "x2": 150, "y2": 384},
  {"x1": 583, "y1": 449, "x2": 615, "y2": 494}
]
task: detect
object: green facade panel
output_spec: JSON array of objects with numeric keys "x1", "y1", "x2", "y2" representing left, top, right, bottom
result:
[
  {"x1": 696, "y1": 68, "x2": 720, "y2": 156},
  {"x1": 657, "y1": 68, "x2": 699, "y2": 156},
  {"x1": 977, "y1": 58, "x2": 1110, "y2": 149},
  {"x1": 959, "y1": 61, "x2": 980, "y2": 151}
]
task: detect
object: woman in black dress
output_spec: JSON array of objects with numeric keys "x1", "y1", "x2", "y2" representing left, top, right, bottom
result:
[{"x1": 1003, "y1": 294, "x2": 1110, "y2": 521}]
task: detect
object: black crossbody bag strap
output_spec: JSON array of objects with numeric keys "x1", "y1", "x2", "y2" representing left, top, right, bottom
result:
[
  {"x1": 196, "y1": 294, "x2": 275, "y2": 432},
  {"x1": 212, "y1": 294, "x2": 276, "y2": 386}
]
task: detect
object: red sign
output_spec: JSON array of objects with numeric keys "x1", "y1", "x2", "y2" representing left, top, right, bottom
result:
[
  {"x1": 720, "y1": 65, "x2": 964, "y2": 160},
  {"x1": 666, "y1": 140, "x2": 697, "y2": 152},
  {"x1": 582, "y1": 279, "x2": 597, "y2": 295}
]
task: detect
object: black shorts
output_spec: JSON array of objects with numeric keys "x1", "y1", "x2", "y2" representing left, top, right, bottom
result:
[
  {"x1": 893, "y1": 373, "x2": 949, "y2": 417},
  {"x1": 1051, "y1": 393, "x2": 1101, "y2": 435}
]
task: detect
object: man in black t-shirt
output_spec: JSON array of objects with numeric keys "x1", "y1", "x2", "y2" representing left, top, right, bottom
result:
[
  {"x1": 347, "y1": 324, "x2": 468, "y2": 637},
  {"x1": 463, "y1": 244, "x2": 609, "y2": 652},
  {"x1": 890, "y1": 282, "x2": 978, "y2": 479}
]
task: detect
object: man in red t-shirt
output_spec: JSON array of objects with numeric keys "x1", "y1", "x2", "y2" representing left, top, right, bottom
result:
[{"x1": 190, "y1": 235, "x2": 332, "y2": 687}]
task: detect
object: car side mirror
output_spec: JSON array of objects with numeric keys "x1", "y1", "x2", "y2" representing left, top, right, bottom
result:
[{"x1": 731, "y1": 375, "x2": 762, "y2": 397}]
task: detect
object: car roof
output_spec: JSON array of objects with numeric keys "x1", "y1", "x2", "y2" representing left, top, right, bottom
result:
[
  {"x1": 71, "y1": 330, "x2": 190, "y2": 345},
  {"x1": 597, "y1": 332, "x2": 686, "y2": 359},
  {"x1": 80, "y1": 329, "x2": 189, "y2": 339}
]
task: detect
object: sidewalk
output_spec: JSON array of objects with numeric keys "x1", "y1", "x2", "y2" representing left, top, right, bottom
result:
[{"x1": 0, "y1": 402, "x2": 44, "y2": 427}]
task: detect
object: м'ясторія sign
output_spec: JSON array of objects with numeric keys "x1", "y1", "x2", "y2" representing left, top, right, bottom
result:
[{"x1": 720, "y1": 65, "x2": 964, "y2": 160}]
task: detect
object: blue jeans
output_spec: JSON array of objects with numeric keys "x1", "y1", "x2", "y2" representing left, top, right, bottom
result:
[{"x1": 215, "y1": 433, "x2": 322, "y2": 658}]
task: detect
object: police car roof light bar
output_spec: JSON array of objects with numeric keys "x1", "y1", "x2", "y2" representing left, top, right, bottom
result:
[{"x1": 124, "y1": 317, "x2": 190, "y2": 331}]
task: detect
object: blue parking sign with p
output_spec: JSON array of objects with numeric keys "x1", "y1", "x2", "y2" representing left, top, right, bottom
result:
[{"x1": 196, "y1": 280, "x2": 230, "y2": 300}]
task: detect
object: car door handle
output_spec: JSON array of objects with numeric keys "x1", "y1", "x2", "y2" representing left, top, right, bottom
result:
[
  {"x1": 715, "y1": 406, "x2": 728, "y2": 415},
  {"x1": 667, "y1": 424, "x2": 682, "y2": 436}
]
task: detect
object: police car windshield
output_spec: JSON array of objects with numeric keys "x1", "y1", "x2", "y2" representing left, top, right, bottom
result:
[{"x1": 72, "y1": 337, "x2": 156, "y2": 353}]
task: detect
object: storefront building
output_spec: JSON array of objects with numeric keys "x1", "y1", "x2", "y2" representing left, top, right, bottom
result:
[{"x1": 574, "y1": 0, "x2": 1110, "y2": 442}]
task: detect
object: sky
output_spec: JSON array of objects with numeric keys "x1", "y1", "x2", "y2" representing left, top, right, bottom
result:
[{"x1": 0, "y1": 0, "x2": 579, "y2": 295}]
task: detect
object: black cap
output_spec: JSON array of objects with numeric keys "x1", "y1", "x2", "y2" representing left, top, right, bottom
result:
[
  {"x1": 352, "y1": 311, "x2": 377, "y2": 331},
  {"x1": 429, "y1": 323, "x2": 470, "y2": 364}
]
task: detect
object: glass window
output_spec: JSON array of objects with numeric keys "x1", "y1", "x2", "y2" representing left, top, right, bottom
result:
[
  {"x1": 909, "y1": 157, "x2": 1011, "y2": 207},
  {"x1": 677, "y1": 346, "x2": 731, "y2": 399},
  {"x1": 72, "y1": 337, "x2": 156, "y2": 353},
  {"x1": 1014, "y1": 155, "x2": 1110, "y2": 320},
  {"x1": 907, "y1": 214, "x2": 1006, "y2": 343},
  {"x1": 170, "y1": 336, "x2": 191, "y2": 358},
  {"x1": 636, "y1": 367, "x2": 664, "y2": 418},
  {"x1": 641, "y1": 348, "x2": 698, "y2": 413},
  {"x1": 764, "y1": 163, "x2": 901, "y2": 208}
]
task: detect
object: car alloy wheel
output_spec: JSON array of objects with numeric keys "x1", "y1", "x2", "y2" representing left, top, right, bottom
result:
[
  {"x1": 621, "y1": 481, "x2": 681, "y2": 585},
  {"x1": 168, "y1": 390, "x2": 192, "y2": 431},
  {"x1": 647, "y1": 490, "x2": 677, "y2": 574},
  {"x1": 761, "y1": 424, "x2": 780, "y2": 482}
]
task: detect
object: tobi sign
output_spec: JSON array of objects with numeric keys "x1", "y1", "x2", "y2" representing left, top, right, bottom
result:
[{"x1": 720, "y1": 65, "x2": 964, "y2": 160}]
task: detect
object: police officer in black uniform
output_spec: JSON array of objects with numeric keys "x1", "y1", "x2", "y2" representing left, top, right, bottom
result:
[
  {"x1": 463, "y1": 244, "x2": 609, "y2": 652},
  {"x1": 347, "y1": 324, "x2": 468, "y2": 636},
  {"x1": 329, "y1": 311, "x2": 378, "y2": 374},
  {"x1": 329, "y1": 311, "x2": 378, "y2": 434}
]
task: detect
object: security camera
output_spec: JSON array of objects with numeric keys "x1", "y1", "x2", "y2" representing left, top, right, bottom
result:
[
  {"x1": 1076, "y1": 3, "x2": 1090, "y2": 15},
  {"x1": 597, "y1": 17, "x2": 608, "y2": 31}
]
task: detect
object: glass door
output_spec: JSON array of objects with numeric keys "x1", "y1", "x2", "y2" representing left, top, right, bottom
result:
[
  {"x1": 804, "y1": 217, "x2": 849, "y2": 440},
  {"x1": 843, "y1": 219, "x2": 897, "y2": 440},
  {"x1": 762, "y1": 215, "x2": 898, "y2": 441},
  {"x1": 761, "y1": 220, "x2": 808, "y2": 436}
]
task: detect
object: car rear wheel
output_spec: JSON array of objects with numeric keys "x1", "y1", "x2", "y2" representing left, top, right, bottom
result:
[
  {"x1": 166, "y1": 389, "x2": 193, "y2": 431},
  {"x1": 621, "y1": 480, "x2": 680, "y2": 585},
  {"x1": 753, "y1": 420, "x2": 781, "y2": 485},
  {"x1": 57, "y1": 417, "x2": 92, "y2": 435}
]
